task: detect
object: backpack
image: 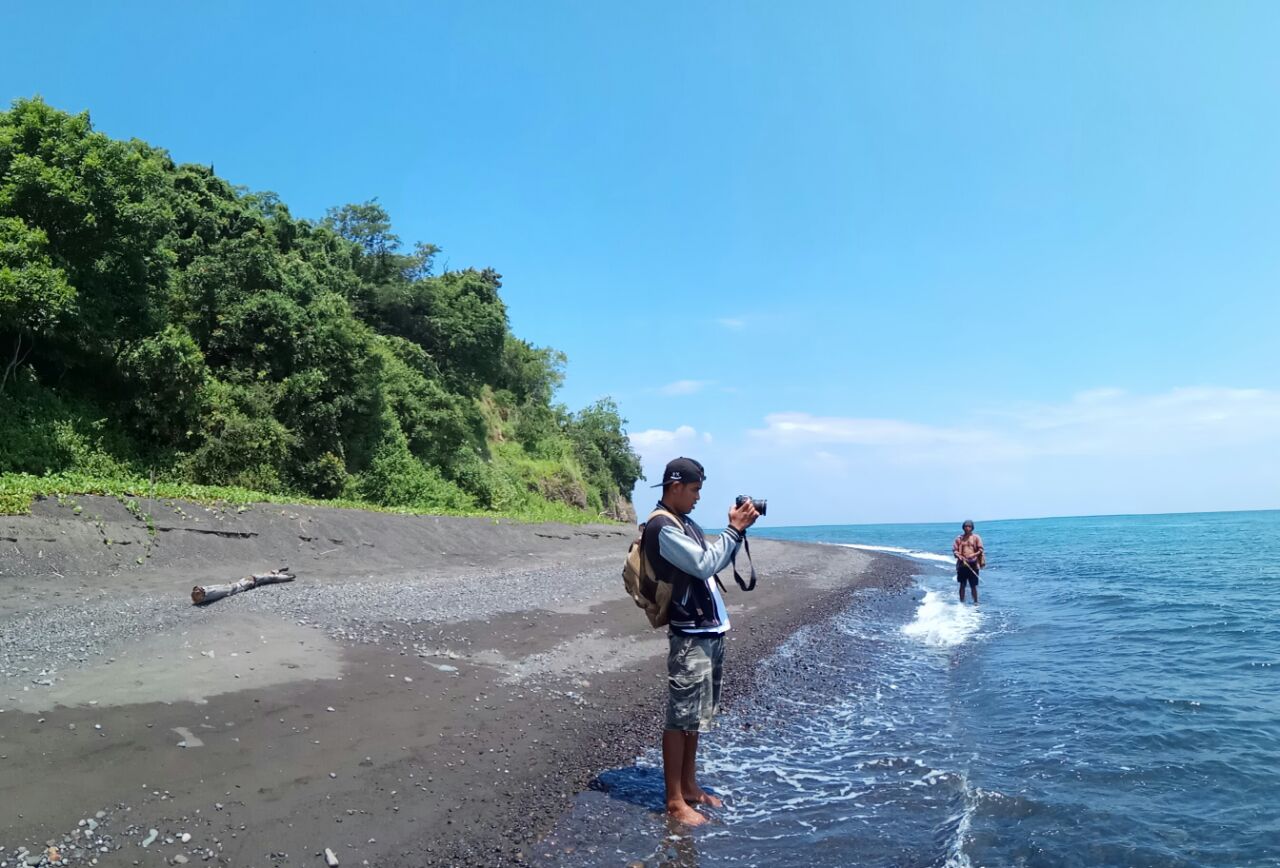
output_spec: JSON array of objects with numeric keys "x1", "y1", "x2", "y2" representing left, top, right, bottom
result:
[
  {"x1": 622, "y1": 509, "x2": 760, "y2": 629},
  {"x1": 622, "y1": 508, "x2": 683, "y2": 628}
]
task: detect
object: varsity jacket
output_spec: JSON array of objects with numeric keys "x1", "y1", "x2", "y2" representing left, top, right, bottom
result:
[{"x1": 641, "y1": 501, "x2": 745, "y2": 635}]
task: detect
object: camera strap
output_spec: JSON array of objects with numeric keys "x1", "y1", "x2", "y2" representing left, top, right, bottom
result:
[{"x1": 729, "y1": 536, "x2": 757, "y2": 592}]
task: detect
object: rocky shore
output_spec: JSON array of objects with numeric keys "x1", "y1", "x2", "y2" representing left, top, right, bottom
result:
[{"x1": 0, "y1": 496, "x2": 912, "y2": 867}]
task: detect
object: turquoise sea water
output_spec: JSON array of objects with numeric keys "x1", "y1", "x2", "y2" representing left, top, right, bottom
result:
[{"x1": 541, "y1": 510, "x2": 1280, "y2": 867}]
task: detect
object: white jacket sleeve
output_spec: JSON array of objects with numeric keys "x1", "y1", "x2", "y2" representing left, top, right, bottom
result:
[{"x1": 658, "y1": 524, "x2": 743, "y2": 580}]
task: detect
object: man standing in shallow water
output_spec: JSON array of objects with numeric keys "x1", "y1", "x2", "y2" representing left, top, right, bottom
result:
[
  {"x1": 642, "y1": 457, "x2": 759, "y2": 826},
  {"x1": 954, "y1": 520, "x2": 984, "y2": 604}
]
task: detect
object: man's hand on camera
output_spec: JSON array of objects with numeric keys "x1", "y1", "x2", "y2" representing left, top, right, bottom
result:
[{"x1": 728, "y1": 498, "x2": 760, "y2": 533}]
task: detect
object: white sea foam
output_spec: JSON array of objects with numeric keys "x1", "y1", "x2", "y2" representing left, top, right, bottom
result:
[
  {"x1": 943, "y1": 774, "x2": 978, "y2": 868},
  {"x1": 902, "y1": 590, "x2": 982, "y2": 647},
  {"x1": 840, "y1": 543, "x2": 955, "y2": 566},
  {"x1": 556, "y1": 558, "x2": 983, "y2": 865}
]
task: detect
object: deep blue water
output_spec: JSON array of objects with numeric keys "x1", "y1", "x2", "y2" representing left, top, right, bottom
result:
[{"x1": 539, "y1": 510, "x2": 1280, "y2": 867}]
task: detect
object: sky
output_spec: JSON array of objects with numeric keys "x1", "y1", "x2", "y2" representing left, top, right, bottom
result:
[{"x1": 4, "y1": 1, "x2": 1279, "y2": 525}]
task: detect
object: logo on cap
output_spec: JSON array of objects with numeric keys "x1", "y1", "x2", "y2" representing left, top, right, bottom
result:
[{"x1": 652, "y1": 456, "x2": 706, "y2": 487}]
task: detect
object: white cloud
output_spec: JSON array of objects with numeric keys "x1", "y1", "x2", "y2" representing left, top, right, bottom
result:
[
  {"x1": 741, "y1": 386, "x2": 1280, "y2": 521},
  {"x1": 716, "y1": 318, "x2": 745, "y2": 330},
  {"x1": 630, "y1": 425, "x2": 711, "y2": 457},
  {"x1": 658, "y1": 379, "x2": 714, "y2": 396},
  {"x1": 750, "y1": 387, "x2": 1280, "y2": 465},
  {"x1": 753, "y1": 413, "x2": 994, "y2": 447},
  {"x1": 630, "y1": 425, "x2": 703, "y2": 452},
  {"x1": 629, "y1": 387, "x2": 1280, "y2": 523},
  {"x1": 749, "y1": 412, "x2": 1025, "y2": 465},
  {"x1": 629, "y1": 425, "x2": 716, "y2": 491}
]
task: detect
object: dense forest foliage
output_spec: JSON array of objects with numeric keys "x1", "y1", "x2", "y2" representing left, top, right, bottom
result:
[{"x1": 0, "y1": 98, "x2": 642, "y2": 520}]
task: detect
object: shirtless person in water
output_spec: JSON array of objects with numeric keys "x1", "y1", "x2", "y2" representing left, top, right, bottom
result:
[{"x1": 953, "y1": 520, "x2": 984, "y2": 604}]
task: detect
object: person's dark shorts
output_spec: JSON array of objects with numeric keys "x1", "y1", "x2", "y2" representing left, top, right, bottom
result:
[
  {"x1": 666, "y1": 632, "x2": 725, "y2": 733},
  {"x1": 956, "y1": 560, "x2": 980, "y2": 586}
]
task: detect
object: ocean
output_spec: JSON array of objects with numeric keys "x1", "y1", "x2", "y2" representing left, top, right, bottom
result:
[{"x1": 537, "y1": 510, "x2": 1280, "y2": 867}]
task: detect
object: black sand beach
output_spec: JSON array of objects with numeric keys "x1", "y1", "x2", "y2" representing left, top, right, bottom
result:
[{"x1": 0, "y1": 497, "x2": 912, "y2": 867}]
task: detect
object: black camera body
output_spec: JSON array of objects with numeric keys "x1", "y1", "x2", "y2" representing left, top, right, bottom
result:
[{"x1": 735, "y1": 495, "x2": 767, "y2": 517}]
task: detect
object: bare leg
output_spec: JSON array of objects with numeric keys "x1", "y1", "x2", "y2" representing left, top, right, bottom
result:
[
  {"x1": 958, "y1": 581, "x2": 967, "y2": 602},
  {"x1": 679, "y1": 731, "x2": 723, "y2": 808},
  {"x1": 663, "y1": 729, "x2": 707, "y2": 825},
  {"x1": 972, "y1": 583, "x2": 979, "y2": 605}
]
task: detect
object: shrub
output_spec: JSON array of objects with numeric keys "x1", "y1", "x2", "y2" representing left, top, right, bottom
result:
[
  {"x1": 447, "y1": 448, "x2": 519, "y2": 510},
  {"x1": 119, "y1": 324, "x2": 208, "y2": 441},
  {"x1": 183, "y1": 380, "x2": 292, "y2": 490},
  {"x1": 354, "y1": 423, "x2": 474, "y2": 511},
  {"x1": 294, "y1": 451, "x2": 349, "y2": 499},
  {"x1": 49, "y1": 419, "x2": 131, "y2": 478},
  {"x1": 0, "y1": 381, "x2": 132, "y2": 476}
]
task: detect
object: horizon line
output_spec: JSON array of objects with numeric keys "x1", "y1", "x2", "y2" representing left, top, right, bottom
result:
[{"x1": 760, "y1": 505, "x2": 1280, "y2": 531}]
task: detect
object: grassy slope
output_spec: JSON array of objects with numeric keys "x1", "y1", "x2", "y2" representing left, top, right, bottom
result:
[{"x1": 0, "y1": 469, "x2": 609, "y2": 523}]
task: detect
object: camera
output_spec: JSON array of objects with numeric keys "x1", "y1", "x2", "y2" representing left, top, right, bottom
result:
[{"x1": 735, "y1": 495, "x2": 767, "y2": 517}]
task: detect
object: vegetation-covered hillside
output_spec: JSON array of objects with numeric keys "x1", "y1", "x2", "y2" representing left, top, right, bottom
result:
[{"x1": 0, "y1": 98, "x2": 641, "y2": 520}]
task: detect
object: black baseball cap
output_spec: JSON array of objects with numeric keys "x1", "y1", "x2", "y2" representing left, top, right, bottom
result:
[{"x1": 651, "y1": 456, "x2": 706, "y2": 487}]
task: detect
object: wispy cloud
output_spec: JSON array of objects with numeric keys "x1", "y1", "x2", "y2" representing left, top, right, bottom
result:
[
  {"x1": 749, "y1": 387, "x2": 1280, "y2": 465},
  {"x1": 716, "y1": 318, "x2": 745, "y2": 330},
  {"x1": 658, "y1": 379, "x2": 715, "y2": 396},
  {"x1": 753, "y1": 413, "x2": 996, "y2": 448},
  {"x1": 622, "y1": 387, "x2": 1280, "y2": 522},
  {"x1": 729, "y1": 386, "x2": 1280, "y2": 521}
]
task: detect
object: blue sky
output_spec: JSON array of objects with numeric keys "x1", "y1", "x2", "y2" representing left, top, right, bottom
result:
[{"x1": 5, "y1": 1, "x2": 1279, "y2": 524}]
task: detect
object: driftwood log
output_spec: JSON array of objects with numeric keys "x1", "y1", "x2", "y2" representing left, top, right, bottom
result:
[{"x1": 191, "y1": 568, "x2": 296, "y2": 605}]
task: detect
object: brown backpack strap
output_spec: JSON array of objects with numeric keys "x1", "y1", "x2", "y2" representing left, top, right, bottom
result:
[
  {"x1": 647, "y1": 508, "x2": 685, "y2": 531},
  {"x1": 639, "y1": 509, "x2": 684, "y2": 581}
]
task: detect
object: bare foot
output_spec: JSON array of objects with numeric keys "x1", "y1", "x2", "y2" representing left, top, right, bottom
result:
[
  {"x1": 666, "y1": 801, "x2": 708, "y2": 826},
  {"x1": 684, "y1": 788, "x2": 723, "y2": 808}
]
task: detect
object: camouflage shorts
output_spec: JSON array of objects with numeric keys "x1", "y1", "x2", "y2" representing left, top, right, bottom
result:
[{"x1": 666, "y1": 632, "x2": 725, "y2": 733}]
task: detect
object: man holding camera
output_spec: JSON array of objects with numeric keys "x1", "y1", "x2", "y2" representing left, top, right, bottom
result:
[{"x1": 642, "y1": 457, "x2": 760, "y2": 826}]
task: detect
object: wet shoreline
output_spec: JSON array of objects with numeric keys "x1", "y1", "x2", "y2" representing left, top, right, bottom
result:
[{"x1": 0, "y1": 498, "x2": 913, "y2": 867}]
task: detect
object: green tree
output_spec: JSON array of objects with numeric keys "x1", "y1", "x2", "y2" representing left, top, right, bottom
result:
[
  {"x1": 0, "y1": 217, "x2": 74, "y2": 391},
  {"x1": 499, "y1": 336, "x2": 566, "y2": 405},
  {"x1": 372, "y1": 268, "x2": 508, "y2": 393},
  {"x1": 0, "y1": 97, "x2": 640, "y2": 523},
  {"x1": 119, "y1": 324, "x2": 208, "y2": 441},
  {"x1": 566, "y1": 398, "x2": 644, "y2": 500},
  {"x1": 0, "y1": 98, "x2": 173, "y2": 359}
]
